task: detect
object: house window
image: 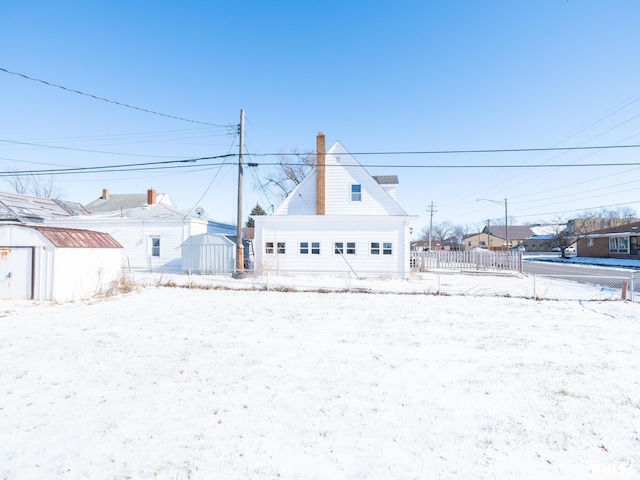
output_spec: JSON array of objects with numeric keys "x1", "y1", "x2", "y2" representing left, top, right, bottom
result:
[
  {"x1": 351, "y1": 184, "x2": 362, "y2": 202},
  {"x1": 300, "y1": 242, "x2": 320, "y2": 255},
  {"x1": 609, "y1": 237, "x2": 629, "y2": 254},
  {"x1": 370, "y1": 242, "x2": 380, "y2": 255},
  {"x1": 277, "y1": 242, "x2": 286, "y2": 254},
  {"x1": 265, "y1": 242, "x2": 274, "y2": 254},
  {"x1": 150, "y1": 237, "x2": 160, "y2": 257},
  {"x1": 479, "y1": 241, "x2": 486, "y2": 246},
  {"x1": 335, "y1": 242, "x2": 355, "y2": 254},
  {"x1": 383, "y1": 242, "x2": 393, "y2": 255},
  {"x1": 346, "y1": 242, "x2": 356, "y2": 254},
  {"x1": 587, "y1": 238, "x2": 594, "y2": 247}
]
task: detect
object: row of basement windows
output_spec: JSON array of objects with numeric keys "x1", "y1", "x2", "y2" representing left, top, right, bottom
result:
[{"x1": 265, "y1": 241, "x2": 393, "y2": 256}]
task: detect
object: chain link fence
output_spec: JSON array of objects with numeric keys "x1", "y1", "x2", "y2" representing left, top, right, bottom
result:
[{"x1": 132, "y1": 269, "x2": 640, "y2": 303}]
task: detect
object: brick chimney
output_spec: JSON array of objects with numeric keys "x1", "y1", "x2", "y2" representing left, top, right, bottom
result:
[
  {"x1": 316, "y1": 132, "x2": 326, "y2": 215},
  {"x1": 102, "y1": 188, "x2": 109, "y2": 199},
  {"x1": 147, "y1": 188, "x2": 157, "y2": 205}
]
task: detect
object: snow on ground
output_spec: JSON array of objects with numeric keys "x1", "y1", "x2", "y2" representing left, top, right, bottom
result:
[
  {"x1": 528, "y1": 255, "x2": 640, "y2": 270},
  {"x1": 1, "y1": 270, "x2": 639, "y2": 479}
]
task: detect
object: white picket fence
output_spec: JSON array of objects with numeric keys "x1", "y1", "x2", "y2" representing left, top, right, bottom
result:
[{"x1": 411, "y1": 250, "x2": 523, "y2": 273}]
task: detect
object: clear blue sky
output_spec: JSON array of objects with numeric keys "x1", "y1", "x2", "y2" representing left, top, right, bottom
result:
[{"x1": 2, "y1": 1, "x2": 640, "y2": 235}]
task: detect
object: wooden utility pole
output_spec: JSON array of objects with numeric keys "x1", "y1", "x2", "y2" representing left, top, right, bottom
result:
[
  {"x1": 427, "y1": 201, "x2": 436, "y2": 251},
  {"x1": 236, "y1": 109, "x2": 245, "y2": 272}
]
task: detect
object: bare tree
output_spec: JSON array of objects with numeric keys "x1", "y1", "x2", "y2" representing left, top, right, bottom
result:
[
  {"x1": 259, "y1": 149, "x2": 315, "y2": 200},
  {"x1": 5, "y1": 175, "x2": 30, "y2": 194},
  {"x1": 420, "y1": 221, "x2": 466, "y2": 248},
  {"x1": 4, "y1": 174, "x2": 62, "y2": 199}
]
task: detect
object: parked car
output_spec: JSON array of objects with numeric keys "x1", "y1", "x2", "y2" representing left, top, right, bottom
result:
[
  {"x1": 551, "y1": 246, "x2": 562, "y2": 252},
  {"x1": 562, "y1": 246, "x2": 577, "y2": 258},
  {"x1": 469, "y1": 247, "x2": 491, "y2": 253},
  {"x1": 510, "y1": 246, "x2": 525, "y2": 252}
]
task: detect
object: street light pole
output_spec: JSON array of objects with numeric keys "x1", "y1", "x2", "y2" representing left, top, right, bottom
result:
[
  {"x1": 503, "y1": 198, "x2": 509, "y2": 251},
  {"x1": 477, "y1": 198, "x2": 509, "y2": 251}
]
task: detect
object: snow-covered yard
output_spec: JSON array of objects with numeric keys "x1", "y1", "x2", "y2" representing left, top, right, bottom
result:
[{"x1": 1, "y1": 277, "x2": 639, "y2": 479}]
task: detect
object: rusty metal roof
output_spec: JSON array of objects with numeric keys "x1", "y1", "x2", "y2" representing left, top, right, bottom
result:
[{"x1": 31, "y1": 226, "x2": 123, "y2": 248}]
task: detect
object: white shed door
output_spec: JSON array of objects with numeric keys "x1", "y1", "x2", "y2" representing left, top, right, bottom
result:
[{"x1": 0, "y1": 248, "x2": 33, "y2": 300}]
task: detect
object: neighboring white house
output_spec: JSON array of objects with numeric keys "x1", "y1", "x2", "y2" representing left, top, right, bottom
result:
[
  {"x1": 85, "y1": 188, "x2": 172, "y2": 213},
  {"x1": 0, "y1": 224, "x2": 122, "y2": 301},
  {"x1": 253, "y1": 133, "x2": 417, "y2": 279},
  {"x1": 47, "y1": 201, "x2": 210, "y2": 273}
]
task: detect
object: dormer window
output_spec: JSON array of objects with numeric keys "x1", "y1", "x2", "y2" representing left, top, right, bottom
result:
[{"x1": 351, "y1": 184, "x2": 362, "y2": 202}]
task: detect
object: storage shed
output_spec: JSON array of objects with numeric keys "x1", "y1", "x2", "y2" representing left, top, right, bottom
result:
[
  {"x1": 0, "y1": 224, "x2": 122, "y2": 301},
  {"x1": 181, "y1": 233, "x2": 235, "y2": 275}
]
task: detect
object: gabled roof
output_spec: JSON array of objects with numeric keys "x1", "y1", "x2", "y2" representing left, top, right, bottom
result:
[
  {"x1": 88, "y1": 202, "x2": 203, "y2": 220},
  {"x1": 85, "y1": 192, "x2": 171, "y2": 213},
  {"x1": 585, "y1": 221, "x2": 640, "y2": 237},
  {"x1": 274, "y1": 140, "x2": 409, "y2": 216},
  {"x1": 372, "y1": 175, "x2": 398, "y2": 185},
  {"x1": 483, "y1": 225, "x2": 536, "y2": 240},
  {"x1": 29, "y1": 226, "x2": 122, "y2": 248},
  {"x1": 0, "y1": 191, "x2": 90, "y2": 223}
]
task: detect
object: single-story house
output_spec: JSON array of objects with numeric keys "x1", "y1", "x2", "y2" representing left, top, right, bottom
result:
[
  {"x1": 578, "y1": 221, "x2": 640, "y2": 258},
  {"x1": 253, "y1": 132, "x2": 417, "y2": 279},
  {"x1": 47, "y1": 200, "x2": 210, "y2": 273},
  {"x1": 0, "y1": 224, "x2": 122, "y2": 301},
  {"x1": 464, "y1": 225, "x2": 533, "y2": 251}
]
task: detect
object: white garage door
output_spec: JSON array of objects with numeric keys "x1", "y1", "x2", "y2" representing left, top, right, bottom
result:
[{"x1": 0, "y1": 247, "x2": 33, "y2": 300}]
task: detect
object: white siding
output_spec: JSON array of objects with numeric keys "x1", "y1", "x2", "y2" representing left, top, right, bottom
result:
[
  {"x1": 47, "y1": 217, "x2": 208, "y2": 272},
  {"x1": 254, "y1": 216, "x2": 412, "y2": 278},
  {"x1": 277, "y1": 175, "x2": 317, "y2": 215},
  {"x1": 52, "y1": 248, "x2": 122, "y2": 301},
  {"x1": 276, "y1": 142, "x2": 407, "y2": 217},
  {"x1": 0, "y1": 225, "x2": 122, "y2": 301},
  {"x1": 258, "y1": 140, "x2": 416, "y2": 279}
]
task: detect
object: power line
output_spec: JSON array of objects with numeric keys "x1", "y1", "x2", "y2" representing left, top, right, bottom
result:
[
  {"x1": 249, "y1": 160, "x2": 640, "y2": 169},
  {"x1": 251, "y1": 143, "x2": 640, "y2": 157},
  {"x1": 0, "y1": 66, "x2": 231, "y2": 127},
  {"x1": 5, "y1": 155, "x2": 640, "y2": 178},
  {"x1": 0, "y1": 154, "x2": 235, "y2": 177},
  {"x1": 0, "y1": 138, "x2": 193, "y2": 158}
]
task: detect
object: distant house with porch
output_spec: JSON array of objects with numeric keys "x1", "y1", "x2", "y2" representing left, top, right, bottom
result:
[{"x1": 578, "y1": 221, "x2": 640, "y2": 259}]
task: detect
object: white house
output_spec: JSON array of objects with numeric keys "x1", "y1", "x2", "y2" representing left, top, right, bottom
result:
[
  {"x1": 47, "y1": 201, "x2": 210, "y2": 273},
  {"x1": 0, "y1": 224, "x2": 122, "y2": 301},
  {"x1": 253, "y1": 133, "x2": 417, "y2": 279}
]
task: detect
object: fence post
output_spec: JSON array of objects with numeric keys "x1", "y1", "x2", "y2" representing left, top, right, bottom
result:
[
  {"x1": 533, "y1": 274, "x2": 536, "y2": 299},
  {"x1": 621, "y1": 281, "x2": 628, "y2": 300},
  {"x1": 630, "y1": 274, "x2": 635, "y2": 302}
]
